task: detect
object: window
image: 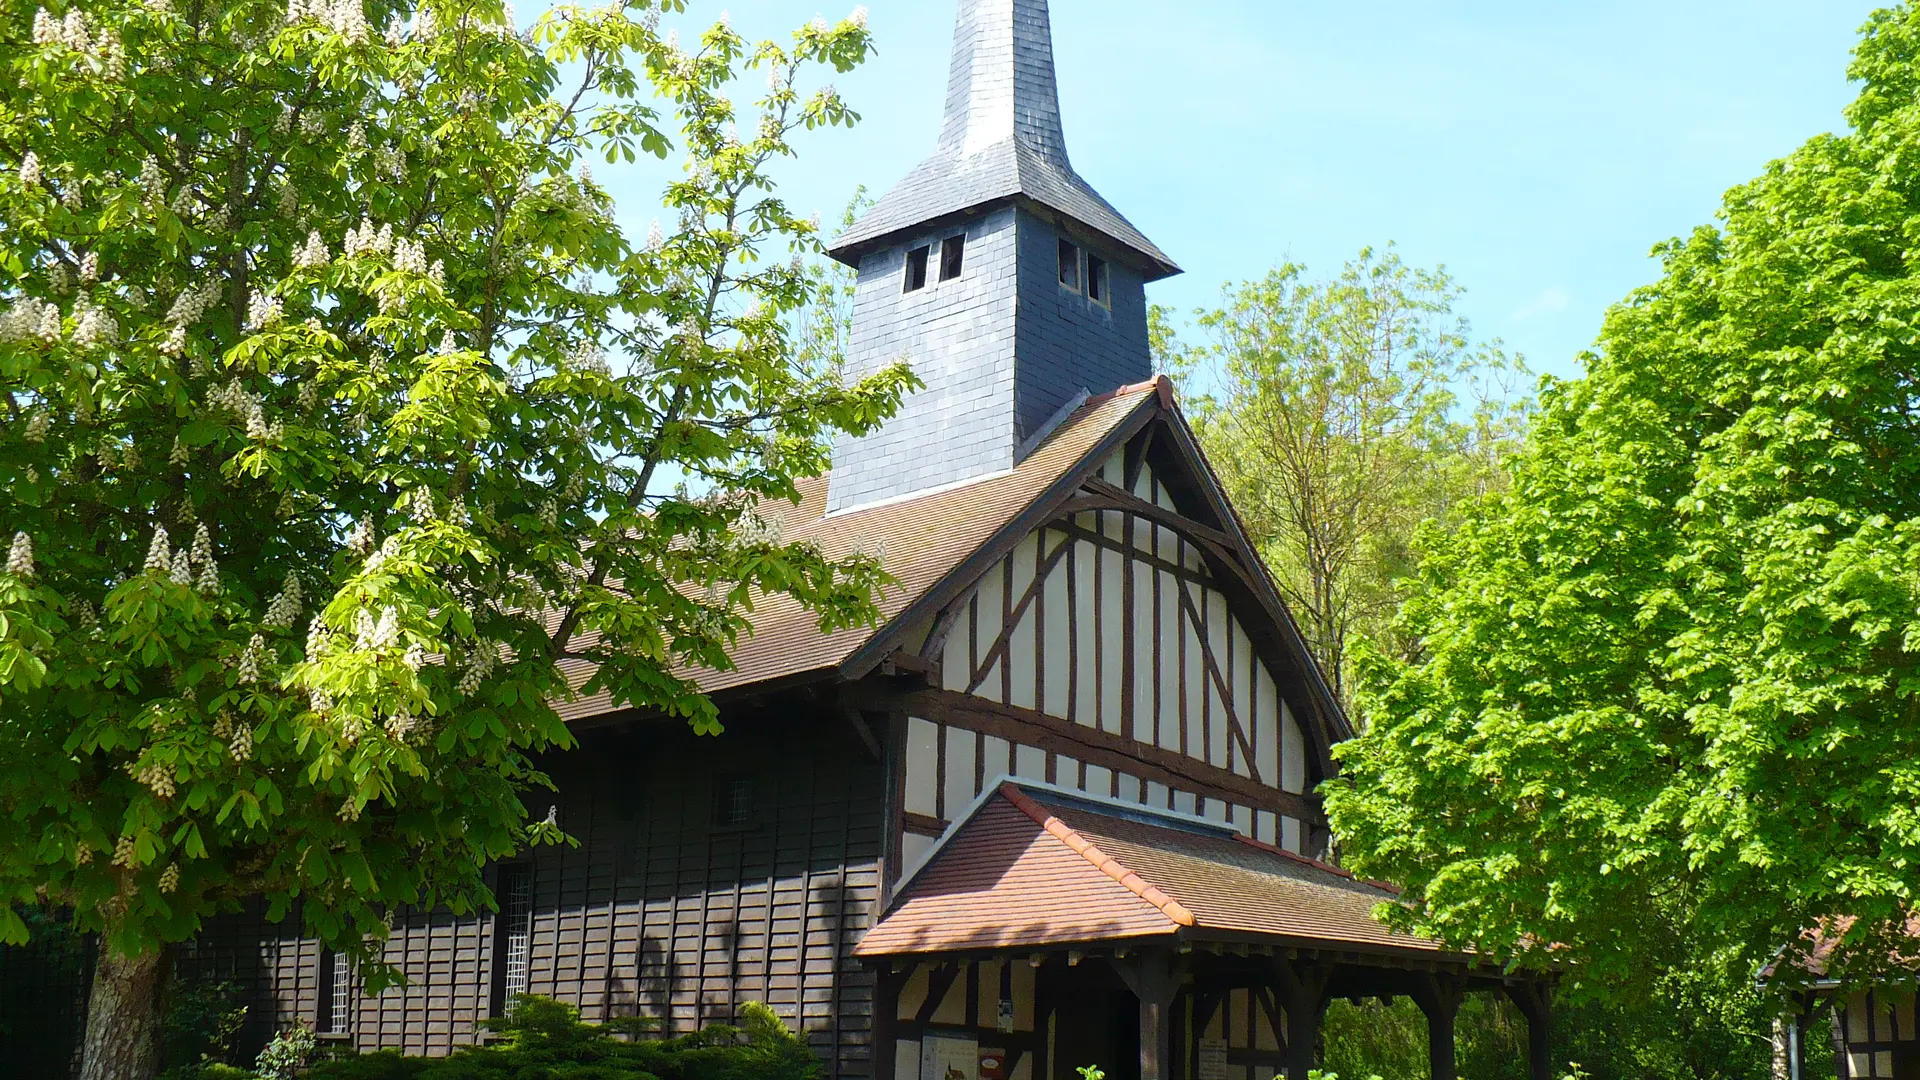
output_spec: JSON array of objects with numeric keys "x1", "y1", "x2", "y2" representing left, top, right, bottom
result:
[
  {"x1": 939, "y1": 234, "x2": 966, "y2": 281},
  {"x1": 712, "y1": 775, "x2": 753, "y2": 829},
  {"x1": 320, "y1": 951, "x2": 352, "y2": 1035},
  {"x1": 1087, "y1": 255, "x2": 1109, "y2": 306},
  {"x1": 1057, "y1": 238, "x2": 1081, "y2": 292},
  {"x1": 903, "y1": 245, "x2": 930, "y2": 292},
  {"x1": 492, "y1": 864, "x2": 534, "y2": 1015}
]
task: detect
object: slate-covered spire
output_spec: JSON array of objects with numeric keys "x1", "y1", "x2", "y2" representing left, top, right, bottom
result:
[
  {"x1": 824, "y1": 0, "x2": 1176, "y2": 514},
  {"x1": 827, "y1": 0, "x2": 1176, "y2": 278},
  {"x1": 935, "y1": 0, "x2": 1069, "y2": 164}
]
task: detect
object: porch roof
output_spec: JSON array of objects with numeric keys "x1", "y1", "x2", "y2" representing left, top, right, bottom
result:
[{"x1": 854, "y1": 781, "x2": 1466, "y2": 964}]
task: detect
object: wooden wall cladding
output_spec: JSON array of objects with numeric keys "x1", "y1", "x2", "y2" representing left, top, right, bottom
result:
[{"x1": 183, "y1": 709, "x2": 886, "y2": 1075}]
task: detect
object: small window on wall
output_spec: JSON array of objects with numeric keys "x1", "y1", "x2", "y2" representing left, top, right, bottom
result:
[
  {"x1": 903, "y1": 245, "x2": 930, "y2": 292},
  {"x1": 939, "y1": 234, "x2": 966, "y2": 281},
  {"x1": 320, "y1": 950, "x2": 353, "y2": 1036},
  {"x1": 1057, "y1": 237, "x2": 1081, "y2": 292},
  {"x1": 712, "y1": 774, "x2": 753, "y2": 829},
  {"x1": 491, "y1": 863, "x2": 534, "y2": 1016},
  {"x1": 1087, "y1": 255, "x2": 1109, "y2": 306}
]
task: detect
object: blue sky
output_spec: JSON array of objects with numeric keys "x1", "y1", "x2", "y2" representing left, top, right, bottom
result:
[{"x1": 608, "y1": 0, "x2": 1883, "y2": 382}]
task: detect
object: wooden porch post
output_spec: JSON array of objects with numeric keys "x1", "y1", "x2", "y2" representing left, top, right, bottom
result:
[
  {"x1": 1410, "y1": 974, "x2": 1464, "y2": 1080},
  {"x1": 872, "y1": 962, "x2": 909, "y2": 1080},
  {"x1": 1273, "y1": 958, "x2": 1330, "y2": 1080},
  {"x1": 1505, "y1": 980, "x2": 1553, "y2": 1080},
  {"x1": 1114, "y1": 950, "x2": 1182, "y2": 1080}
]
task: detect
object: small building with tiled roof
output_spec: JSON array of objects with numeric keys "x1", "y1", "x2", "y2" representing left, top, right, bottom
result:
[{"x1": 154, "y1": 2, "x2": 1556, "y2": 1079}]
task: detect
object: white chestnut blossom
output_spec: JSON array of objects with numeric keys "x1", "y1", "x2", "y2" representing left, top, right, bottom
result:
[
  {"x1": 168, "y1": 549, "x2": 194, "y2": 585},
  {"x1": 263, "y1": 572, "x2": 303, "y2": 628},
  {"x1": 385, "y1": 14, "x2": 404, "y2": 46},
  {"x1": 237, "y1": 633, "x2": 265, "y2": 683},
  {"x1": 245, "y1": 289, "x2": 283, "y2": 330},
  {"x1": 293, "y1": 230, "x2": 330, "y2": 269},
  {"x1": 32, "y1": 8, "x2": 56, "y2": 44},
  {"x1": 71, "y1": 300, "x2": 116, "y2": 347},
  {"x1": 850, "y1": 5, "x2": 868, "y2": 29},
  {"x1": 305, "y1": 615, "x2": 331, "y2": 662},
  {"x1": 189, "y1": 522, "x2": 213, "y2": 566},
  {"x1": 139, "y1": 155, "x2": 165, "y2": 200},
  {"x1": 19, "y1": 151, "x2": 41, "y2": 186},
  {"x1": 428, "y1": 259, "x2": 445, "y2": 288},
  {"x1": 170, "y1": 436, "x2": 188, "y2": 465},
  {"x1": 456, "y1": 640, "x2": 495, "y2": 695},
  {"x1": 6, "y1": 532, "x2": 34, "y2": 577},
  {"x1": 393, "y1": 237, "x2": 428, "y2": 275},
  {"x1": 347, "y1": 515, "x2": 374, "y2": 555},
  {"x1": 158, "y1": 864, "x2": 180, "y2": 894},
  {"x1": 144, "y1": 525, "x2": 172, "y2": 573},
  {"x1": 79, "y1": 252, "x2": 99, "y2": 283},
  {"x1": 62, "y1": 9, "x2": 90, "y2": 50},
  {"x1": 166, "y1": 280, "x2": 221, "y2": 327},
  {"x1": 24, "y1": 407, "x2": 49, "y2": 442},
  {"x1": 328, "y1": 0, "x2": 370, "y2": 44},
  {"x1": 402, "y1": 642, "x2": 425, "y2": 671},
  {"x1": 196, "y1": 559, "x2": 220, "y2": 596}
]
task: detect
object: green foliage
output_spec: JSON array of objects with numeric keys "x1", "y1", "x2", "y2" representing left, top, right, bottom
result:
[
  {"x1": 160, "y1": 978, "x2": 249, "y2": 1071},
  {"x1": 0, "y1": 0, "x2": 910, "y2": 1061},
  {"x1": 296, "y1": 994, "x2": 821, "y2": 1080},
  {"x1": 1156, "y1": 247, "x2": 1530, "y2": 702},
  {"x1": 1324, "y1": 0, "x2": 1920, "y2": 1002},
  {"x1": 1074, "y1": 1067, "x2": 1105, "y2": 1080},
  {"x1": 254, "y1": 1023, "x2": 317, "y2": 1080},
  {"x1": 1321, "y1": 987, "x2": 1788, "y2": 1080}
]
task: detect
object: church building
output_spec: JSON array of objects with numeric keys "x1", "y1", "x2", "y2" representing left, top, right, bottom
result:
[{"x1": 9, "y1": 2, "x2": 1562, "y2": 1078}]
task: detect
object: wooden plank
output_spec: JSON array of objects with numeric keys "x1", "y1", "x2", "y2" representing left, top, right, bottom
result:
[
  {"x1": 1179, "y1": 580, "x2": 1265, "y2": 785},
  {"x1": 868, "y1": 688, "x2": 1321, "y2": 823}
]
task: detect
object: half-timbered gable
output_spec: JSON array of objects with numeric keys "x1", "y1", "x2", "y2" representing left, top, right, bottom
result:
[{"x1": 862, "y1": 390, "x2": 1343, "y2": 876}]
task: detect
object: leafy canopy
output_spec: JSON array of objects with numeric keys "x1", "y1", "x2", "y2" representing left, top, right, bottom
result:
[
  {"x1": 0, "y1": 0, "x2": 910, "y2": 986},
  {"x1": 1156, "y1": 246, "x2": 1529, "y2": 702},
  {"x1": 1324, "y1": 2, "x2": 1920, "y2": 993}
]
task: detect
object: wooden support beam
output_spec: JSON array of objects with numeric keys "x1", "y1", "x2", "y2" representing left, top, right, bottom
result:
[
  {"x1": 869, "y1": 686, "x2": 1322, "y2": 823},
  {"x1": 1505, "y1": 980, "x2": 1554, "y2": 1080},
  {"x1": 1272, "y1": 957, "x2": 1331, "y2": 1080},
  {"x1": 1409, "y1": 973, "x2": 1465, "y2": 1080},
  {"x1": 873, "y1": 964, "x2": 912, "y2": 1080},
  {"x1": 1114, "y1": 950, "x2": 1185, "y2": 1080},
  {"x1": 843, "y1": 709, "x2": 883, "y2": 762}
]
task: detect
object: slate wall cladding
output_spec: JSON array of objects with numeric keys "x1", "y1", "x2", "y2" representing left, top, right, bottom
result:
[
  {"x1": 826, "y1": 206, "x2": 1151, "y2": 513},
  {"x1": 1011, "y1": 211, "x2": 1151, "y2": 444},
  {"x1": 828, "y1": 208, "x2": 1021, "y2": 513}
]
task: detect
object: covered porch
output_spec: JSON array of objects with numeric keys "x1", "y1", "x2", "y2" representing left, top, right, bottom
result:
[{"x1": 859, "y1": 782, "x2": 1554, "y2": 1080}]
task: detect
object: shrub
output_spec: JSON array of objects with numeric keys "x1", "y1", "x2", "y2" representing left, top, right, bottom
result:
[{"x1": 303, "y1": 995, "x2": 820, "y2": 1080}]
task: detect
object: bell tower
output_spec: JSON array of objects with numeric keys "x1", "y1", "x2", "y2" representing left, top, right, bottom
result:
[{"x1": 825, "y1": 0, "x2": 1179, "y2": 513}]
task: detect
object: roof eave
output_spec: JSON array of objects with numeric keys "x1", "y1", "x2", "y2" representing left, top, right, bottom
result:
[{"x1": 826, "y1": 191, "x2": 1182, "y2": 282}]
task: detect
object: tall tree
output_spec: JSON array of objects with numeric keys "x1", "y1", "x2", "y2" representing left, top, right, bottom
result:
[
  {"x1": 1324, "y1": 0, "x2": 1920, "y2": 1003},
  {"x1": 0, "y1": 1, "x2": 910, "y2": 1077},
  {"x1": 1156, "y1": 247, "x2": 1529, "y2": 702}
]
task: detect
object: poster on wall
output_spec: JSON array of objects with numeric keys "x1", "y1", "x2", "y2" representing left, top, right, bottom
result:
[
  {"x1": 921, "y1": 1031, "x2": 981, "y2": 1080},
  {"x1": 1198, "y1": 1038, "x2": 1232, "y2": 1080}
]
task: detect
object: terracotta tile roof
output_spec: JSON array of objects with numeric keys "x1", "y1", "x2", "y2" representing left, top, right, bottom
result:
[
  {"x1": 855, "y1": 781, "x2": 1462, "y2": 960},
  {"x1": 554, "y1": 383, "x2": 1160, "y2": 722}
]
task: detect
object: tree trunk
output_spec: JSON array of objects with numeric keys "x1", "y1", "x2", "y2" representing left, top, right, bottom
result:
[{"x1": 78, "y1": 940, "x2": 167, "y2": 1080}]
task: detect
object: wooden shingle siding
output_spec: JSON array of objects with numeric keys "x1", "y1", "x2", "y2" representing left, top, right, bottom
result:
[{"x1": 172, "y1": 710, "x2": 884, "y2": 1075}]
